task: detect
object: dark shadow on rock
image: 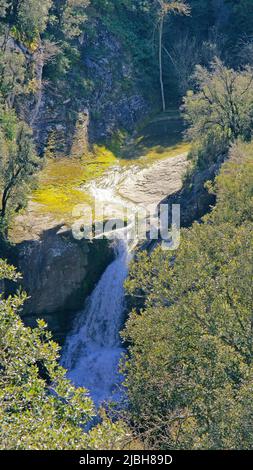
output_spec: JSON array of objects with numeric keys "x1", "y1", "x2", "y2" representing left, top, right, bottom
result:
[
  {"x1": 2, "y1": 225, "x2": 114, "y2": 344},
  {"x1": 107, "y1": 113, "x2": 185, "y2": 161},
  {"x1": 143, "y1": 157, "x2": 225, "y2": 252}
]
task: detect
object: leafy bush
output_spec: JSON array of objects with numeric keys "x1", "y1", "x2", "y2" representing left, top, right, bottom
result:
[
  {"x1": 0, "y1": 258, "x2": 127, "y2": 450},
  {"x1": 0, "y1": 108, "x2": 42, "y2": 232}
]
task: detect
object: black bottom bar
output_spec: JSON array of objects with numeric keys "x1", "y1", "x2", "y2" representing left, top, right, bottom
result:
[{"x1": 0, "y1": 450, "x2": 252, "y2": 467}]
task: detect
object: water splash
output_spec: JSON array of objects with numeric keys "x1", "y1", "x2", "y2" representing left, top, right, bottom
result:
[
  {"x1": 62, "y1": 165, "x2": 139, "y2": 405},
  {"x1": 61, "y1": 239, "x2": 130, "y2": 405}
]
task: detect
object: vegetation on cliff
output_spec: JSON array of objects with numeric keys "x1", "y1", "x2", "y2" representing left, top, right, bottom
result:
[
  {"x1": 183, "y1": 59, "x2": 253, "y2": 169},
  {"x1": 0, "y1": 258, "x2": 128, "y2": 449},
  {"x1": 0, "y1": 107, "x2": 41, "y2": 234},
  {"x1": 121, "y1": 13, "x2": 253, "y2": 446},
  {"x1": 123, "y1": 141, "x2": 253, "y2": 449},
  {"x1": 0, "y1": 0, "x2": 253, "y2": 451},
  {"x1": 1, "y1": 0, "x2": 253, "y2": 228}
]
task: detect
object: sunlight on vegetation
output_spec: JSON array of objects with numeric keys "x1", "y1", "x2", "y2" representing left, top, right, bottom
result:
[
  {"x1": 32, "y1": 150, "x2": 117, "y2": 219},
  {"x1": 32, "y1": 139, "x2": 189, "y2": 220},
  {"x1": 2, "y1": 0, "x2": 253, "y2": 453}
]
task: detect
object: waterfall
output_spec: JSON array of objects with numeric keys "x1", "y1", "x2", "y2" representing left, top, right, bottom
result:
[
  {"x1": 62, "y1": 165, "x2": 139, "y2": 405},
  {"x1": 61, "y1": 239, "x2": 131, "y2": 405}
]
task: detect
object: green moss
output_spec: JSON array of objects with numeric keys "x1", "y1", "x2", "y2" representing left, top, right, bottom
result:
[
  {"x1": 32, "y1": 113, "x2": 189, "y2": 222},
  {"x1": 136, "y1": 142, "x2": 190, "y2": 165},
  {"x1": 32, "y1": 151, "x2": 118, "y2": 220},
  {"x1": 106, "y1": 109, "x2": 190, "y2": 166}
]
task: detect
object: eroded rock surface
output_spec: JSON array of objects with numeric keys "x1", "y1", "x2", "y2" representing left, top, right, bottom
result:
[
  {"x1": 8, "y1": 151, "x2": 189, "y2": 342},
  {"x1": 118, "y1": 153, "x2": 189, "y2": 207},
  {"x1": 9, "y1": 223, "x2": 114, "y2": 343}
]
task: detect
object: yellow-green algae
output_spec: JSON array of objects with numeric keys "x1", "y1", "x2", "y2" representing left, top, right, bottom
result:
[
  {"x1": 33, "y1": 149, "x2": 117, "y2": 220},
  {"x1": 32, "y1": 109, "x2": 190, "y2": 222},
  {"x1": 33, "y1": 140, "x2": 189, "y2": 221},
  {"x1": 132, "y1": 141, "x2": 190, "y2": 166}
]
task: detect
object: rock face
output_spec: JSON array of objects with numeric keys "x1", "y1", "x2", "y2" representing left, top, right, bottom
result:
[
  {"x1": 4, "y1": 21, "x2": 148, "y2": 157},
  {"x1": 70, "y1": 111, "x2": 90, "y2": 158},
  {"x1": 6, "y1": 151, "x2": 188, "y2": 342},
  {"x1": 2, "y1": 150, "x2": 221, "y2": 343},
  {"x1": 83, "y1": 19, "x2": 148, "y2": 142},
  {"x1": 118, "y1": 153, "x2": 189, "y2": 207},
  {"x1": 162, "y1": 157, "x2": 225, "y2": 228},
  {"x1": 11, "y1": 227, "x2": 114, "y2": 343},
  {"x1": 31, "y1": 19, "x2": 148, "y2": 156}
]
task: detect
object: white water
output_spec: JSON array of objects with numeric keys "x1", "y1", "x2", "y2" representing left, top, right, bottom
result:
[
  {"x1": 62, "y1": 239, "x2": 130, "y2": 405},
  {"x1": 62, "y1": 150, "x2": 182, "y2": 404},
  {"x1": 62, "y1": 166, "x2": 140, "y2": 405}
]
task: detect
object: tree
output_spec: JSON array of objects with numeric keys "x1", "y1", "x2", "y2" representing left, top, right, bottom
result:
[
  {"x1": 0, "y1": 46, "x2": 25, "y2": 107},
  {"x1": 183, "y1": 59, "x2": 253, "y2": 167},
  {"x1": 0, "y1": 109, "x2": 41, "y2": 228},
  {"x1": 163, "y1": 32, "x2": 202, "y2": 96},
  {"x1": 122, "y1": 142, "x2": 253, "y2": 449},
  {"x1": 155, "y1": 0, "x2": 190, "y2": 111},
  {"x1": 10, "y1": 0, "x2": 52, "y2": 41},
  {"x1": 0, "y1": 258, "x2": 127, "y2": 449},
  {"x1": 51, "y1": 0, "x2": 89, "y2": 39}
]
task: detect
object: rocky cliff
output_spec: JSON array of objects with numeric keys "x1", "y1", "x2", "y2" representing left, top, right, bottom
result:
[
  {"x1": 4, "y1": 228, "x2": 114, "y2": 343},
  {"x1": 26, "y1": 18, "x2": 149, "y2": 157}
]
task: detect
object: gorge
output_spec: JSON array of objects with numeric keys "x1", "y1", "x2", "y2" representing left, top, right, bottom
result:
[
  {"x1": 6, "y1": 107, "x2": 219, "y2": 404},
  {"x1": 62, "y1": 238, "x2": 129, "y2": 405},
  {"x1": 1, "y1": 0, "x2": 252, "y2": 452},
  {"x1": 60, "y1": 146, "x2": 188, "y2": 404},
  {"x1": 12, "y1": 133, "x2": 190, "y2": 403}
]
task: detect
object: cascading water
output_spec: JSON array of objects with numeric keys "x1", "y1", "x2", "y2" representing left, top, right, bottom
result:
[
  {"x1": 61, "y1": 147, "x2": 184, "y2": 406},
  {"x1": 62, "y1": 237, "x2": 132, "y2": 405},
  {"x1": 62, "y1": 166, "x2": 139, "y2": 405}
]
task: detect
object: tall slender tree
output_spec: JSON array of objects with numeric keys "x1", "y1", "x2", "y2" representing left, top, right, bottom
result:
[{"x1": 156, "y1": 1, "x2": 190, "y2": 111}]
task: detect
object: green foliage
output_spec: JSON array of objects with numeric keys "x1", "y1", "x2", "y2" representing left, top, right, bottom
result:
[
  {"x1": 86, "y1": 1, "x2": 166, "y2": 104},
  {"x1": 18, "y1": 0, "x2": 52, "y2": 39},
  {"x1": 211, "y1": 141, "x2": 253, "y2": 225},
  {"x1": 0, "y1": 257, "x2": 20, "y2": 280},
  {"x1": 183, "y1": 59, "x2": 253, "y2": 168},
  {"x1": 0, "y1": 108, "x2": 42, "y2": 227},
  {"x1": 0, "y1": 258, "x2": 127, "y2": 449},
  {"x1": 50, "y1": 0, "x2": 89, "y2": 39},
  {"x1": 122, "y1": 142, "x2": 253, "y2": 449},
  {"x1": 1, "y1": 0, "x2": 253, "y2": 452},
  {"x1": 0, "y1": 46, "x2": 25, "y2": 107}
]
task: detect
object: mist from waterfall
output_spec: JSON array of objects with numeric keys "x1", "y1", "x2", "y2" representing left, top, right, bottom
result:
[{"x1": 61, "y1": 239, "x2": 130, "y2": 405}]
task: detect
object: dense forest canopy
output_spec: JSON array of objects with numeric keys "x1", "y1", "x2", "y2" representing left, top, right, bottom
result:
[{"x1": 0, "y1": 0, "x2": 253, "y2": 451}]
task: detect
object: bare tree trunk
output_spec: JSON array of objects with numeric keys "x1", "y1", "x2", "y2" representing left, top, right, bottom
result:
[
  {"x1": 159, "y1": 17, "x2": 166, "y2": 112},
  {"x1": 0, "y1": 188, "x2": 9, "y2": 220}
]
